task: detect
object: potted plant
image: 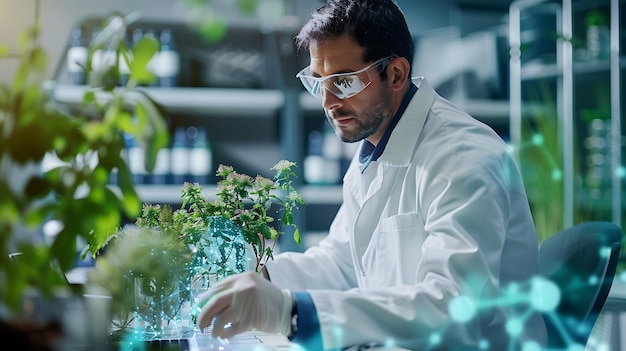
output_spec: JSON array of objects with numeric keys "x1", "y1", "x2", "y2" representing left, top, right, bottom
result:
[
  {"x1": 88, "y1": 160, "x2": 304, "y2": 340},
  {"x1": 189, "y1": 161, "x2": 304, "y2": 272},
  {"x1": 0, "y1": 13, "x2": 169, "y2": 347}
]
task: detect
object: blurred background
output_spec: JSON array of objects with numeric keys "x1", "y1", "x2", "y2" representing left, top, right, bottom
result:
[{"x1": 0, "y1": 0, "x2": 521, "y2": 248}]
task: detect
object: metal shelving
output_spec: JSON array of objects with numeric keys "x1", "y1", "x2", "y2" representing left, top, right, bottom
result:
[
  {"x1": 509, "y1": 0, "x2": 623, "y2": 229},
  {"x1": 44, "y1": 82, "x2": 285, "y2": 117},
  {"x1": 47, "y1": 81, "x2": 344, "y2": 252},
  {"x1": 129, "y1": 184, "x2": 342, "y2": 205}
]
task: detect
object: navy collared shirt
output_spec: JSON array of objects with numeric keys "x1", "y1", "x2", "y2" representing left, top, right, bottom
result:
[{"x1": 358, "y1": 82, "x2": 418, "y2": 172}]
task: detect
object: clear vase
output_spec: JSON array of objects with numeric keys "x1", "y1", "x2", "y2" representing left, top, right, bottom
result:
[
  {"x1": 134, "y1": 274, "x2": 185, "y2": 339},
  {"x1": 188, "y1": 216, "x2": 251, "y2": 326}
]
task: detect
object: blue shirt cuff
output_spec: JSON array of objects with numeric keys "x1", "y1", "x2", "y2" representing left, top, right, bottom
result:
[{"x1": 290, "y1": 291, "x2": 323, "y2": 350}]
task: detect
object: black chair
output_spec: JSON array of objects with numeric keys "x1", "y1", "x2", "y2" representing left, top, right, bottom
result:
[{"x1": 539, "y1": 221, "x2": 622, "y2": 348}]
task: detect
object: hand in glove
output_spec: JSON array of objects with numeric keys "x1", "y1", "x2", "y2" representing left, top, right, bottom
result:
[{"x1": 196, "y1": 271, "x2": 294, "y2": 338}]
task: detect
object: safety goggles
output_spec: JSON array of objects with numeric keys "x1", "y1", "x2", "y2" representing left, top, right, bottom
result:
[{"x1": 296, "y1": 56, "x2": 392, "y2": 99}]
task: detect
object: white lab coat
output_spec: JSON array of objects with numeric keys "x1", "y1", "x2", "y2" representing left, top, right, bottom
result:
[{"x1": 266, "y1": 78, "x2": 547, "y2": 350}]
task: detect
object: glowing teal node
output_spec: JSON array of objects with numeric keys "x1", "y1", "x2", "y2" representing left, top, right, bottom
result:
[
  {"x1": 429, "y1": 333, "x2": 442, "y2": 346},
  {"x1": 449, "y1": 295, "x2": 477, "y2": 323},
  {"x1": 531, "y1": 134, "x2": 544, "y2": 145},
  {"x1": 551, "y1": 169, "x2": 562, "y2": 181},
  {"x1": 288, "y1": 344, "x2": 308, "y2": 351},
  {"x1": 331, "y1": 324, "x2": 343, "y2": 341},
  {"x1": 615, "y1": 166, "x2": 626, "y2": 178},
  {"x1": 567, "y1": 344, "x2": 585, "y2": 351},
  {"x1": 505, "y1": 318, "x2": 523, "y2": 336},
  {"x1": 478, "y1": 339, "x2": 489, "y2": 350},
  {"x1": 522, "y1": 341, "x2": 542, "y2": 351},
  {"x1": 384, "y1": 339, "x2": 397, "y2": 348},
  {"x1": 599, "y1": 246, "x2": 611, "y2": 259},
  {"x1": 588, "y1": 275, "x2": 599, "y2": 286},
  {"x1": 530, "y1": 277, "x2": 561, "y2": 312},
  {"x1": 507, "y1": 282, "x2": 521, "y2": 294}
]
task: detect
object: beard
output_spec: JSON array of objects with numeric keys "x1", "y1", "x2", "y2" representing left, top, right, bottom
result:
[{"x1": 326, "y1": 88, "x2": 393, "y2": 143}]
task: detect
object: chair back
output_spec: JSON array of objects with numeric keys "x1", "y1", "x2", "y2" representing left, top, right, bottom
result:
[{"x1": 539, "y1": 221, "x2": 622, "y2": 348}]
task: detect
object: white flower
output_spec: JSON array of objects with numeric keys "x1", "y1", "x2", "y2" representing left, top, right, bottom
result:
[{"x1": 271, "y1": 160, "x2": 295, "y2": 173}]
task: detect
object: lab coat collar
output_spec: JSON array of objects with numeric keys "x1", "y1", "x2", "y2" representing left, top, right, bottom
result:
[
  {"x1": 375, "y1": 76, "x2": 434, "y2": 167},
  {"x1": 344, "y1": 77, "x2": 435, "y2": 202},
  {"x1": 358, "y1": 82, "x2": 417, "y2": 172}
]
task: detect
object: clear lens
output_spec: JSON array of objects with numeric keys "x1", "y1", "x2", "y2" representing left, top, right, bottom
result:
[
  {"x1": 332, "y1": 75, "x2": 366, "y2": 98},
  {"x1": 296, "y1": 56, "x2": 391, "y2": 99}
]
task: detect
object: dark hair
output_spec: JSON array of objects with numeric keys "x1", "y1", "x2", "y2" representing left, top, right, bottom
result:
[{"x1": 295, "y1": 0, "x2": 414, "y2": 77}]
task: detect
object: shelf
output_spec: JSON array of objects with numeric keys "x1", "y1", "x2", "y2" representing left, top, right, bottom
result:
[
  {"x1": 124, "y1": 184, "x2": 343, "y2": 206},
  {"x1": 453, "y1": 99, "x2": 510, "y2": 124},
  {"x1": 520, "y1": 61, "x2": 561, "y2": 81},
  {"x1": 301, "y1": 91, "x2": 510, "y2": 123},
  {"x1": 575, "y1": 188, "x2": 626, "y2": 213},
  {"x1": 520, "y1": 57, "x2": 626, "y2": 81},
  {"x1": 299, "y1": 92, "x2": 321, "y2": 113},
  {"x1": 300, "y1": 185, "x2": 343, "y2": 204},
  {"x1": 134, "y1": 184, "x2": 218, "y2": 204},
  {"x1": 43, "y1": 82, "x2": 285, "y2": 118}
]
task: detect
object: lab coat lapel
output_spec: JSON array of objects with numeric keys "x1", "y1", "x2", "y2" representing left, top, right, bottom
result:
[
  {"x1": 352, "y1": 165, "x2": 393, "y2": 266},
  {"x1": 378, "y1": 77, "x2": 435, "y2": 168},
  {"x1": 350, "y1": 77, "x2": 436, "y2": 262}
]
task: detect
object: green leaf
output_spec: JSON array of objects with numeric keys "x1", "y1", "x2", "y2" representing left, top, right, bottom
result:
[
  {"x1": 0, "y1": 188, "x2": 20, "y2": 224},
  {"x1": 185, "y1": 0, "x2": 211, "y2": 6},
  {"x1": 50, "y1": 227, "x2": 78, "y2": 271},
  {"x1": 198, "y1": 17, "x2": 228, "y2": 43},
  {"x1": 293, "y1": 227, "x2": 301, "y2": 245},
  {"x1": 54, "y1": 123, "x2": 88, "y2": 161},
  {"x1": 89, "y1": 63, "x2": 120, "y2": 90},
  {"x1": 2, "y1": 267, "x2": 26, "y2": 310},
  {"x1": 117, "y1": 163, "x2": 141, "y2": 218},
  {"x1": 16, "y1": 94, "x2": 42, "y2": 126},
  {"x1": 260, "y1": 224, "x2": 272, "y2": 239},
  {"x1": 23, "y1": 176, "x2": 52, "y2": 200},
  {"x1": 90, "y1": 208, "x2": 121, "y2": 251},
  {"x1": 31, "y1": 46, "x2": 47, "y2": 71},
  {"x1": 237, "y1": 0, "x2": 258, "y2": 15},
  {"x1": 96, "y1": 137, "x2": 125, "y2": 170},
  {"x1": 0, "y1": 84, "x2": 10, "y2": 108},
  {"x1": 92, "y1": 166, "x2": 111, "y2": 187},
  {"x1": 12, "y1": 61, "x2": 29, "y2": 94},
  {"x1": 7, "y1": 120, "x2": 52, "y2": 163},
  {"x1": 17, "y1": 26, "x2": 38, "y2": 51},
  {"x1": 264, "y1": 247, "x2": 274, "y2": 260},
  {"x1": 129, "y1": 36, "x2": 158, "y2": 85},
  {"x1": 23, "y1": 202, "x2": 56, "y2": 228},
  {"x1": 83, "y1": 90, "x2": 97, "y2": 105},
  {"x1": 282, "y1": 211, "x2": 293, "y2": 226},
  {"x1": 130, "y1": 91, "x2": 169, "y2": 172}
]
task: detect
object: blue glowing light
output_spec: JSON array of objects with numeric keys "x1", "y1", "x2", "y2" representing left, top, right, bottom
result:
[
  {"x1": 449, "y1": 295, "x2": 477, "y2": 323},
  {"x1": 530, "y1": 277, "x2": 561, "y2": 312}
]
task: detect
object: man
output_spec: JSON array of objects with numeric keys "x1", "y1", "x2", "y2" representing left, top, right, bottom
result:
[{"x1": 197, "y1": 1, "x2": 547, "y2": 350}]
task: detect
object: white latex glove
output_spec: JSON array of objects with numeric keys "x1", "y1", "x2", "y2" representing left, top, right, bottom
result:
[{"x1": 195, "y1": 271, "x2": 293, "y2": 338}]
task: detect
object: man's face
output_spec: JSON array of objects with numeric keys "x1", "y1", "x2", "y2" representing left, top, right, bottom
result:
[{"x1": 308, "y1": 34, "x2": 394, "y2": 146}]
